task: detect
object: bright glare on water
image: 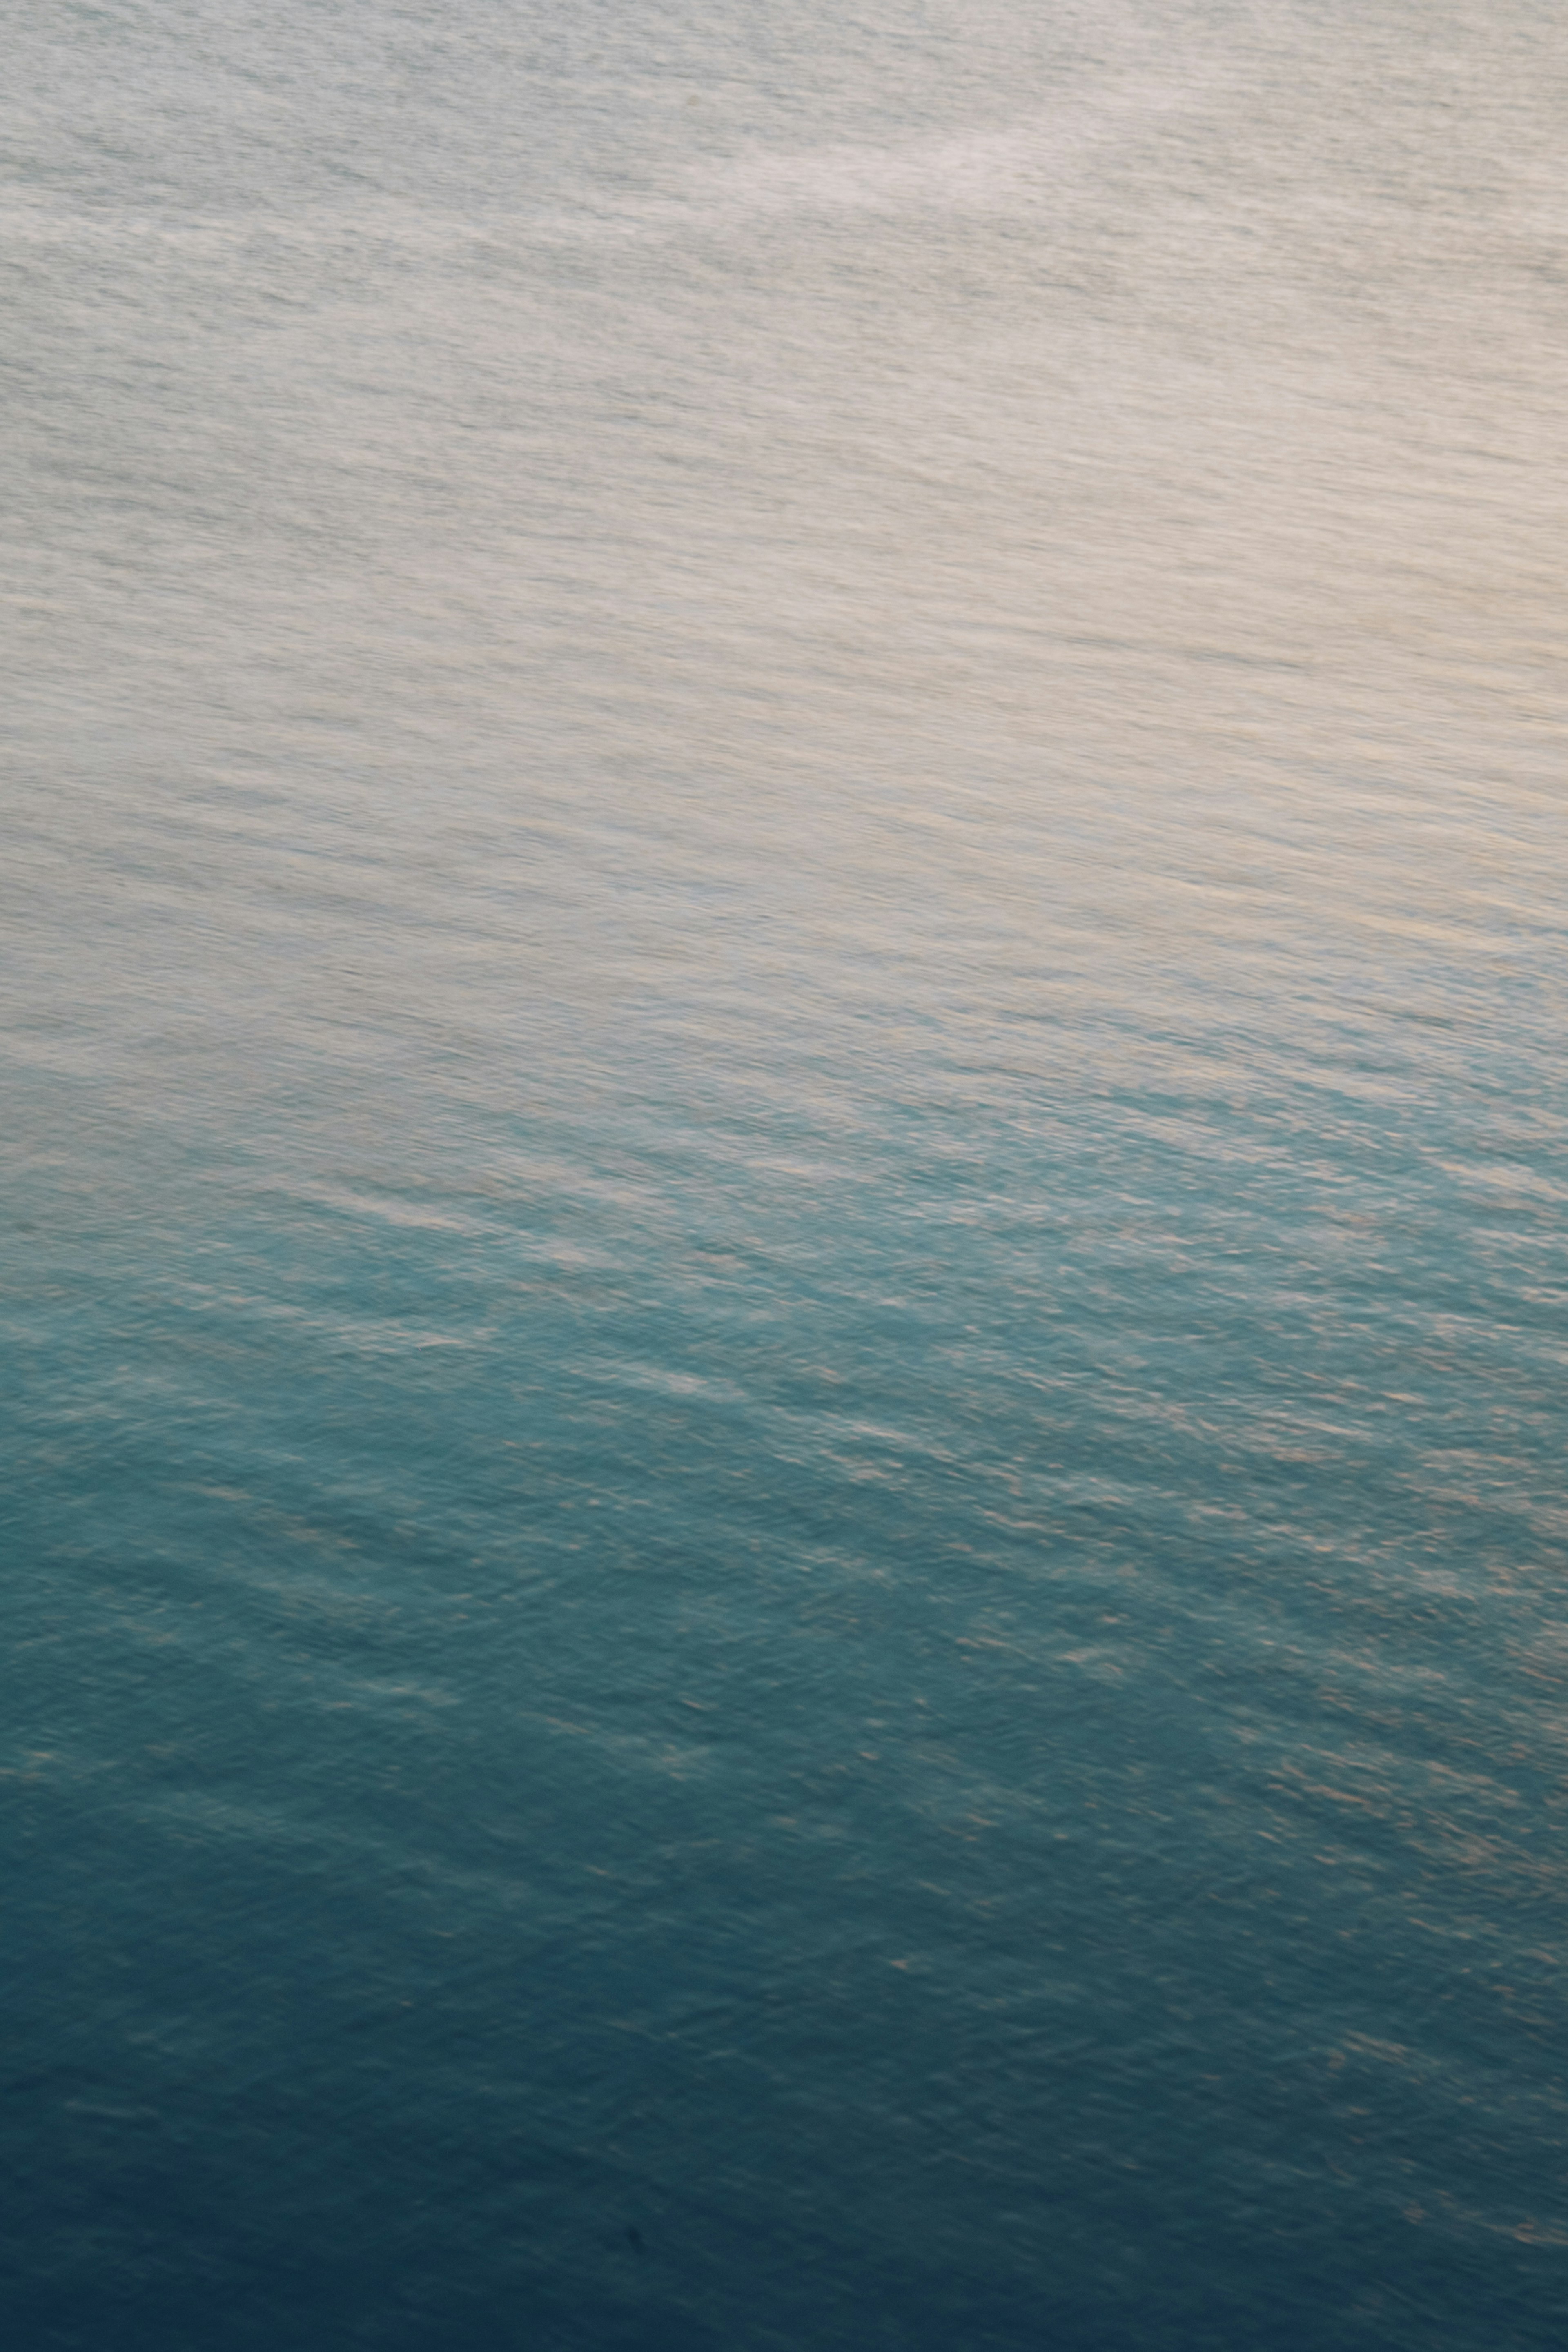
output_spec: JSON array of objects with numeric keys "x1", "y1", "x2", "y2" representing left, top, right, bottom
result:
[{"x1": 4, "y1": 3, "x2": 1568, "y2": 2346}]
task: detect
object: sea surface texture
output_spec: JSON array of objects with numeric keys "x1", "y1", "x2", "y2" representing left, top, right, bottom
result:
[{"x1": 4, "y1": 3, "x2": 1567, "y2": 2346}]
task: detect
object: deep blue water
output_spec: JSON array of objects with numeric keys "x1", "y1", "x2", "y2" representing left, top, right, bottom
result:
[{"x1": 5, "y1": 3, "x2": 1568, "y2": 2346}]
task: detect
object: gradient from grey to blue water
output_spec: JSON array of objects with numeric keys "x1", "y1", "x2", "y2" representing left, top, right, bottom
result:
[{"x1": 4, "y1": 2, "x2": 1568, "y2": 2345}]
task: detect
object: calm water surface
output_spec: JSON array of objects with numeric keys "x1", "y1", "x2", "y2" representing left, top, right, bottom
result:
[{"x1": 4, "y1": 3, "x2": 1568, "y2": 2345}]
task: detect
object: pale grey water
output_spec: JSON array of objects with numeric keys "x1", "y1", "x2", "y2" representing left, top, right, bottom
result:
[{"x1": 4, "y1": 3, "x2": 1568, "y2": 2347}]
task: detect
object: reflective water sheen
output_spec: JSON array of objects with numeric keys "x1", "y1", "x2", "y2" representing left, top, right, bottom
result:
[{"x1": 4, "y1": 3, "x2": 1567, "y2": 2345}]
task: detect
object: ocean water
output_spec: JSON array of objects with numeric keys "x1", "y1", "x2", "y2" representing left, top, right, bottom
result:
[{"x1": 4, "y1": 2, "x2": 1568, "y2": 2345}]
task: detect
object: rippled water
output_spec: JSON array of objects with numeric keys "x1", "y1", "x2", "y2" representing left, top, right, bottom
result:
[{"x1": 4, "y1": 3, "x2": 1568, "y2": 2345}]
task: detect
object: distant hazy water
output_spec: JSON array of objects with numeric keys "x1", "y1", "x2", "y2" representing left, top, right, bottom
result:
[{"x1": 4, "y1": 2, "x2": 1568, "y2": 2345}]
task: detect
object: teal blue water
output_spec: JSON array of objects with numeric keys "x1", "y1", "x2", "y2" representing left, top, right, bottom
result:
[{"x1": 4, "y1": 3, "x2": 1568, "y2": 2345}]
